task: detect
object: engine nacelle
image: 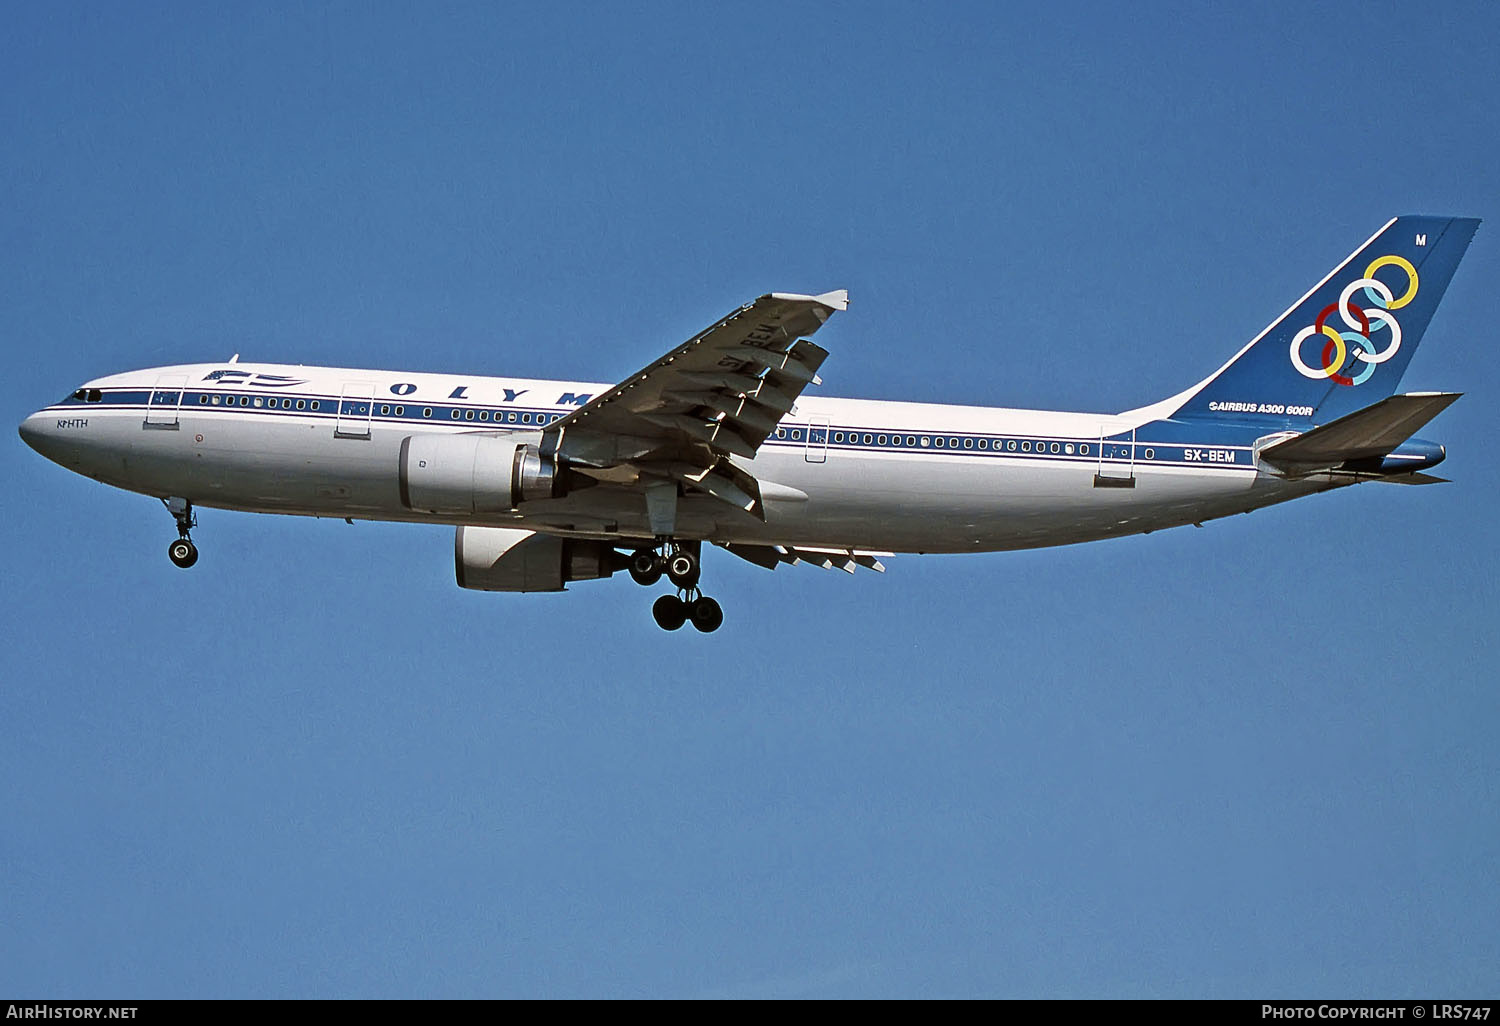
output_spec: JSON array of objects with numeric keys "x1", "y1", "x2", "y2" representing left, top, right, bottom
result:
[
  {"x1": 455, "y1": 526, "x2": 621, "y2": 592},
  {"x1": 399, "y1": 433, "x2": 561, "y2": 514}
]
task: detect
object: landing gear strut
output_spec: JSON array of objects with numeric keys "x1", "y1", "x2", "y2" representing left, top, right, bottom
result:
[
  {"x1": 629, "y1": 539, "x2": 722, "y2": 633},
  {"x1": 162, "y1": 497, "x2": 199, "y2": 569}
]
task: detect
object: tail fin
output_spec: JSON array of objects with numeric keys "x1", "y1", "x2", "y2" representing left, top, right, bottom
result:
[{"x1": 1173, "y1": 216, "x2": 1479, "y2": 423}]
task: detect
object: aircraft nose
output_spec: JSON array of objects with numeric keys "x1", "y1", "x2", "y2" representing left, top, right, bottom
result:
[
  {"x1": 18, "y1": 413, "x2": 46, "y2": 453},
  {"x1": 18, "y1": 412, "x2": 63, "y2": 464}
]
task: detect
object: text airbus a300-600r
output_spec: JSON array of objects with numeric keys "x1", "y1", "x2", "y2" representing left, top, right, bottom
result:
[{"x1": 19, "y1": 216, "x2": 1479, "y2": 632}]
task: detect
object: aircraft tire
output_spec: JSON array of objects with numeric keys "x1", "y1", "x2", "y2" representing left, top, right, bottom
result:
[
  {"x1": 666, "y1": 549, "x2": 699, "y2": 588},
  {"x1": 689, "y1": 596, "x2": 723, "y2": 633},
  {"x1": 168, "y1": 538, "x2": 198, "y2": 569},
  {"x1": 629, "y1": 549, "x2": 662, "y2": 586},
  {"x1": 652, "y1": 595, "x2": 687, "y2": 631}
]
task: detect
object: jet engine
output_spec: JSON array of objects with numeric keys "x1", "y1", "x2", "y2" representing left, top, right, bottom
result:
[
  {"x1": 399, "y1": 433, "x2": 562, "y2": 514},
  {"x1": 455, "y1": 526, "x2": 623, "y2": 592}
]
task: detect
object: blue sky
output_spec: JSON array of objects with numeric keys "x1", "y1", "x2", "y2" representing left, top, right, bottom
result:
[{"x1": 2, "y1": 2, "x2": 1497, "y2": 998}]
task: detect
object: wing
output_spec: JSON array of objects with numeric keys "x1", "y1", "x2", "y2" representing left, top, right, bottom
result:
[
  {"x1": 544, "y1": 290, "x2": 847, "y2": 521},
  {"x1": 719, "y1": 542, "x2": 890, "y2": 574}
]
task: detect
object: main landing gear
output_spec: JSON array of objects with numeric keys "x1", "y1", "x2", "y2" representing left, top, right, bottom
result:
[
  {"x1": 629, "y1": 539, "x2": 724, "y2": 633},
  {"x1": 162, "y1": 496, "x2": 199, "y2": 569}
]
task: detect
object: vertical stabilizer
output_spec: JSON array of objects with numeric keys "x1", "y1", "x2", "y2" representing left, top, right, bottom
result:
[{"x1": 1172, "y1": 217, "x2": 1478, "y2": 423}]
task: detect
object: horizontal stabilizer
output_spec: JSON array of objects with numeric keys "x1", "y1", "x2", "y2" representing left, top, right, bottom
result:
[{"x1": 1257, "y1": 392, "x2": 1460, "y2": 474}]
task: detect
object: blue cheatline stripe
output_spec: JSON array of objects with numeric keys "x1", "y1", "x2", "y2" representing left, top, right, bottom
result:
[{"x1": 42, "y1": 389, "x2": 1261, "y2": 471}]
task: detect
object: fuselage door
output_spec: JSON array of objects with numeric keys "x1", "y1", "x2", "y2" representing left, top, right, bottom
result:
[
  {"x1": 805, "y1": 415, "x2": 829, "y2": 463},
  {"x1": 145, "y1": 373, "x2": 188, "y2": 428},
  {"x1": 1093, "y1": 425, "x2": 1137, "y2": 488},
  {"x1": 335, "y1": 382, "x2": 376, "y2": 439}
]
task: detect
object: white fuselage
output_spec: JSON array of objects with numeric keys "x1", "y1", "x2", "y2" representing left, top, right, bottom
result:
[{"x1": 20, "y1": 361, "x2": 1336, "y2": 554}]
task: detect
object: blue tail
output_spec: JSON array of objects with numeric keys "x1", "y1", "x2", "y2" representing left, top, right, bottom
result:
[{"x1": 1173, "y1": 216, "x2": 1479, "y2": 424}]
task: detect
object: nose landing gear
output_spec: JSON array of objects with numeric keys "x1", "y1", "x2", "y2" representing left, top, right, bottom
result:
[
  {"x1": 630, "y1": 540, "x2": 723, "y2": 633},
  {"x1": 162, "y1": 497, "x2": 199, "y2": 568},
  {"x1": 168, "y1": 537, "x2": 198, "y2": 568}
]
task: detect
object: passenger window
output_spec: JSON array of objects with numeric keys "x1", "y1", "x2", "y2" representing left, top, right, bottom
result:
[
  {"x1": 465, "y1": 410, "x2": 475, "y2": 420},
  {"x1": 964, "y1": 438, "x2": 973, "y2": 449},
  {"x1": 451, "y1": 409, "x2": 460, "y2": 419},
  {"x1": 791, "y1": 429, "x2": 802, "y2": 441},
  {"x1": 862, "y1": 434, "x2": 872, "y2": 445},
  {"x1": 310, "y1": 400, "x2": 320, "y2": 411},
  {"x1": 480, "y1": 411, "x2": 489, "y2": 421},
  {"x1": 1050, "y1": 442, "x2": 1059, "y2": 453},
  {"x1": 877, "y1": 434, "x2": 887, "y2": 445},
  {"x1": 211, "y1": 395, "x2": 221, "y2": 405},
  {"x1": 254, "y1": 397, "x2": 263, "y2": 407},
  {"x1": 296, "y1": 399, "x2": 306, "y2": 410},
  {"x1": 395, "y1": 406, "x2": 404, "y2": 416},
  {"x1": 1080, "y1": 444, "x2": 1089, "y2": 455},
  {"x1": 423, "y1": 408, "x2": 432, "y2": 418},
  {"x1": 198, "y1": 395, "x2": 208, "y2": 405},
  {"x1": 522, "y1": 413, "x2": 532, "y2": 424},
  {"x1": 381, "y1": 405, "x2": 390, "y2": 416},
  {"x1": 1065, "y1": 443, "x2": 1074, "y2": 454},
  {"x1": 935, "y1": 438, "x2": 944, "y2": 448},
  {"x1": 1021, "y1": 441, "x2": 1030, "y2": 451},
  {"x1": 833, "y1": 432, "x2": 843, "y2": 443}
]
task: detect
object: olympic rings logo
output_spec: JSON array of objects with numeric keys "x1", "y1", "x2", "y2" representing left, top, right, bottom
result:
[{"x1": 1289, "y1": 254, "x2": 1419, "y2": 386}]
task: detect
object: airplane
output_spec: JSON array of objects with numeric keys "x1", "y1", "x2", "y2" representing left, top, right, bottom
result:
[{"x1": 18, "y1": 216, "x2": 1480, "y2": 632}]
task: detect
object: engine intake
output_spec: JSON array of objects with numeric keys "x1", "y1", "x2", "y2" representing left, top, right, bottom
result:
[
  {"x1": 399, "y1": 433, "x2": 563, "y2": 514},
  {"x1": 455, "y1": 526, "x2": 623, "y2": 592}
]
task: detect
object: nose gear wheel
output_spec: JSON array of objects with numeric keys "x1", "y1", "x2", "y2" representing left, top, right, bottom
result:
[{"x1": 161, "y1": 497, "x2": 199, "y2": 569}]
